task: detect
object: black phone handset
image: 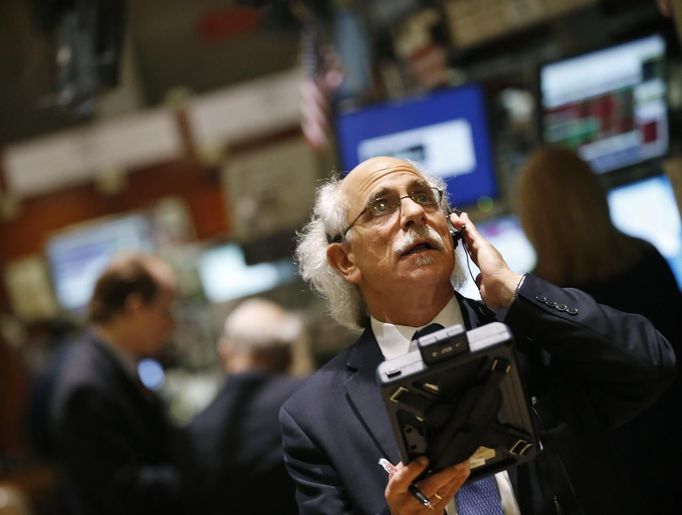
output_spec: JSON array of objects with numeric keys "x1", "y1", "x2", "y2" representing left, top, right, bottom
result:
[
  {"x1": 447, "y1": 208, "x2": 465, "y2": 249},
  {"x1": 447, "y1": 208, "x2": 485, "y2": 301}
]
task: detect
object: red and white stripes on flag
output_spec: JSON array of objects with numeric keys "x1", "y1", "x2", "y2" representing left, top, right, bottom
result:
[{"x1": 300, "y1": 25, "x2": 344, "y2": 150}]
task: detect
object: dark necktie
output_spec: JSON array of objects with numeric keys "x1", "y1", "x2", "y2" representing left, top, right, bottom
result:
[
  {"x1": 455, "y1": 476, "x2": 504, "y2": 515},
  {"x1": 412, "y1": 323, "x2": 445, "y2": 340}
]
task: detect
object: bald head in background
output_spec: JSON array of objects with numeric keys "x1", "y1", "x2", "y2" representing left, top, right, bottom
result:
[
  {"x1": 185, "y1": 297, "x2": 306, "y2": 515},
  {"x1": 218, "y1": 298, "x2": 304, "y2": 375}
]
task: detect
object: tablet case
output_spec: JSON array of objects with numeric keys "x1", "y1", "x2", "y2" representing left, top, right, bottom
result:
[{"x1": 376, "y1": 322, "x2": 538, "y2": 481}]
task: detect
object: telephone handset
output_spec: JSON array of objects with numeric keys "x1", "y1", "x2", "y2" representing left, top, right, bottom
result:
[
  {"x1": 447, "y1": 209, "x2": 483, "y2": 298},
  {"x1": 447, "y1": 210, "x2": 464, "y2": 248}
]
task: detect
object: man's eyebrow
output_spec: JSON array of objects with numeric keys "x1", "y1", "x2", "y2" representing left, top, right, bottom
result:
[
  {"x1": 368, "y1": 180, "x2": 430, "y2": 200},
  {"x1": 368, "y1": 186, "x2": 393, "y2": 200},
  {"x1": 410, "y1": 180, "x2": 432, "y2": 189}
]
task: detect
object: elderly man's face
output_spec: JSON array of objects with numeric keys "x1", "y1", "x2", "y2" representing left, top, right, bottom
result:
[{"x1": 331, "y1": 157, "x2": 456, "y2": 295}]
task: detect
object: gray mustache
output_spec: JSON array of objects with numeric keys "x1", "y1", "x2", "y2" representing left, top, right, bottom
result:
[{"x1": 393, "y1": 226, "x2": 446, "y2": 255}]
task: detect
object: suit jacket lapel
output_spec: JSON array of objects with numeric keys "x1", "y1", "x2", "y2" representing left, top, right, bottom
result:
[
  {"x1": 456, "y1": 291, "x2": 497, "y2": 330},
  {"x1": 344, "y1": 328, "x2": 401, "y2": 464}
]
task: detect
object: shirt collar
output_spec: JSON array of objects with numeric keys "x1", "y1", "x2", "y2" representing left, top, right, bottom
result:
[{"x1": 371, "y1": 296, "x2": 464, "y2": 360}]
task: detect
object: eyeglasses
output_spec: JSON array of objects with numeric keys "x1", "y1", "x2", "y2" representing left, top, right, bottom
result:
[{"x1": 333, "y1": 186, "x2": 444, "y2": 242}]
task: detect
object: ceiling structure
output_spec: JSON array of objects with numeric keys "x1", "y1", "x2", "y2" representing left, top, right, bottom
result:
[
  {"x1": 0, "y1": 0, "x2": 672, "y2": 150},
  {"x1": 0, "y1": 0, "x2": 301, "y2": 148}
]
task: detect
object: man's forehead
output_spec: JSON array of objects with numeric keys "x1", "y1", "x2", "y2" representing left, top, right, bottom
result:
[{"x1": 340, "y1": 157, "x2": 426, "y2": 200}]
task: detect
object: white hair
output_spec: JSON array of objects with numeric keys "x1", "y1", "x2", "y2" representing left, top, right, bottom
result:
[
  {"x1": 296, "y1": 167, "x2": 467, "y2": 330},
  {"x1": 295, "y1": 176, "x2": 367, "y2": 329}
]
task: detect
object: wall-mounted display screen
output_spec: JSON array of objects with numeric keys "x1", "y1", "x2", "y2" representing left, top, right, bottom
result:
[
  {"x1": 607, "y1": 174, "x2": 682, "y2": 289},
  {"x1": 45, "y1": 214, "x2": 156, "y2": 311},
  {"x1": 198, "y1": 243, "x2": 297, "y2": 304},
  {"x1": 335, "y1": 83, "x2": 498, "y2": 208},
  {"x1": 539, "y1": 34, "x2": 668, "y2": 173}
]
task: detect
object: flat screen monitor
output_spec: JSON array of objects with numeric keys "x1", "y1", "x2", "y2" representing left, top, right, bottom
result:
[
  {"x1": 198, "y1": 243, "x2": 297, "y2": 304},
  {"x1": 335, "y1": 83, "x2": 498, "y2": 209},
  {"x1": 45, "y1": 214, "x2": 156, "y2": 311},
  {"x1": 607, "y1": 174, "x2": 682, "y2": 289},
  {"x1": 539, "y1": 34, "x2": 668, "y2": 174},
  {"x1": 457, "y1": 214, "x2": 536, "y2": 300}
]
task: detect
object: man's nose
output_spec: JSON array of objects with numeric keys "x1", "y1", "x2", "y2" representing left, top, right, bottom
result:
[{"x1": 399, "y1": 195, "x2": 428, "y2": 228}]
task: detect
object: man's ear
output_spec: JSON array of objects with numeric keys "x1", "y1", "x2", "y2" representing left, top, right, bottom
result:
[{"x1": 327, "y1": 243, "x2": 361, "y2": 284}]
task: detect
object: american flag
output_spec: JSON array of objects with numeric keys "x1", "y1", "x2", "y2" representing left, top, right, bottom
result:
[{"x1": 299, "y1": 25, "x2": 344, "y2": 151}]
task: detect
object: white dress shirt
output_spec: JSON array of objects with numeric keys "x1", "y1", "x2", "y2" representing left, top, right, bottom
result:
[{"x1": 370, "y1": 295, "x2": 521, "y2": 515}]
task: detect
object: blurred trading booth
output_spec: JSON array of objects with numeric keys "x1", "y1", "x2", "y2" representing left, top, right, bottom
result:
[{"x1": 1, "y1": 0, "x2": 681, "y2": 514}]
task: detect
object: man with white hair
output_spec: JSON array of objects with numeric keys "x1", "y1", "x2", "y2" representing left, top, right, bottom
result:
[
  {"x1": 279, "y1": 156, "x2": 676, "y2": 515},
  {"x1": 185, "y1": 298, "x2": 305, "y2": 515}
]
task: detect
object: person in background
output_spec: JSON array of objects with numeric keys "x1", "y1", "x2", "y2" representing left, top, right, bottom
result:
[
  {"x1": 279, "y1": 156, "x2": 675, "y2": 515},
  {"x1": 516, "y1": 146, "x2": 681, "y2": 354},
  {"x1": 24, "y1": 317, "x2": 81, "y2": 461},
  {"x1": 0, "y1": 329, "x2": 30, "y2": 465},
  {"x1": 184, "y1": 298, "x2": 305, "y2": 515},
  {"x1": 50, "y1": 254, "x2": 184, "y2": 515},
  {"x1": 516, "y1": 146, "x2": 682, "y2": 514}
]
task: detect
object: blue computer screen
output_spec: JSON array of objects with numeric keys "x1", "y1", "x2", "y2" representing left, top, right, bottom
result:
[
  {"x1": 607, "y1": 174, "x2": 682, "y2": 289},
  {"x1": 335, "y1": 83, "x2": 498, "y2": 208}
]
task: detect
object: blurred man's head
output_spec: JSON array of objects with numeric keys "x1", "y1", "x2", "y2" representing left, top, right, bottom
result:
[
  {"x1": 89, "y1": 254, "x2": 176, "y2": 357},
  {"x1": 218, "y1": 298, "x2": 302, "y2": 374}
]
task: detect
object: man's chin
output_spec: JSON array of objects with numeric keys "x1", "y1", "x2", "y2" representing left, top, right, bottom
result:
[
  {"x1": 374, "y1": 252, "x2": 456, "y2": 295},
  {"x1": 412, "y1": 253, "x2": 435, "y2": 267},
  {"x1": 397, "y1": 248, "x2": 437, "y2": 265},
  {"x1": 395, "y1": 255, "x2": 453, "y2": 281}
]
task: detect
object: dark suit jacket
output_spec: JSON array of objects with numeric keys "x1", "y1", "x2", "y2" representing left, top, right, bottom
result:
[
  {"x1": 280, "y1": 275, "x2": 676, "y2": 515},
  {"x1": 184, "y1": 371, "x2": 303, "y2": 515},
  {"x1": 567, "y1": 242, "x2": 682, "y2": 514},
  {"x1": 51, "y1": 332, "x2": 183, "y2": 515},
  {"x1": 570, "y1": 241, "x2": 681, "y2": 361}
]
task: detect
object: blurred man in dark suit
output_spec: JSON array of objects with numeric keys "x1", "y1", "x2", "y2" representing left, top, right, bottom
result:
[
  {"x1": 51, "y1": 253, "x2": 184, "y2": 515},
  {"x1": 185, "y1": 298, "x2": 305, "y2": 515}
]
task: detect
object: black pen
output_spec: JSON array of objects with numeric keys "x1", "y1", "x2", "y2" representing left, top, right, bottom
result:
[
  {"x1": 408, "y1": 483, "x2": 434, "y2": 509},
  {"x1": 378, "y1": 458, "x2": 434, "y2": 510}
]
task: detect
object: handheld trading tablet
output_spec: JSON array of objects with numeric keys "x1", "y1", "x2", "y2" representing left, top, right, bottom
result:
[{"x1": 376, "y1": 322, "x2": 538, "y2": 482}]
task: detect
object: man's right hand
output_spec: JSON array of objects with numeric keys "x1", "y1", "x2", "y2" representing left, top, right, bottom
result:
[
  {"x1": 449, "y1": 211, "x2": 522, "y2": 310},
  {"x1": 384, "y1": 457, "x2": 470, "y2": 514}
]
